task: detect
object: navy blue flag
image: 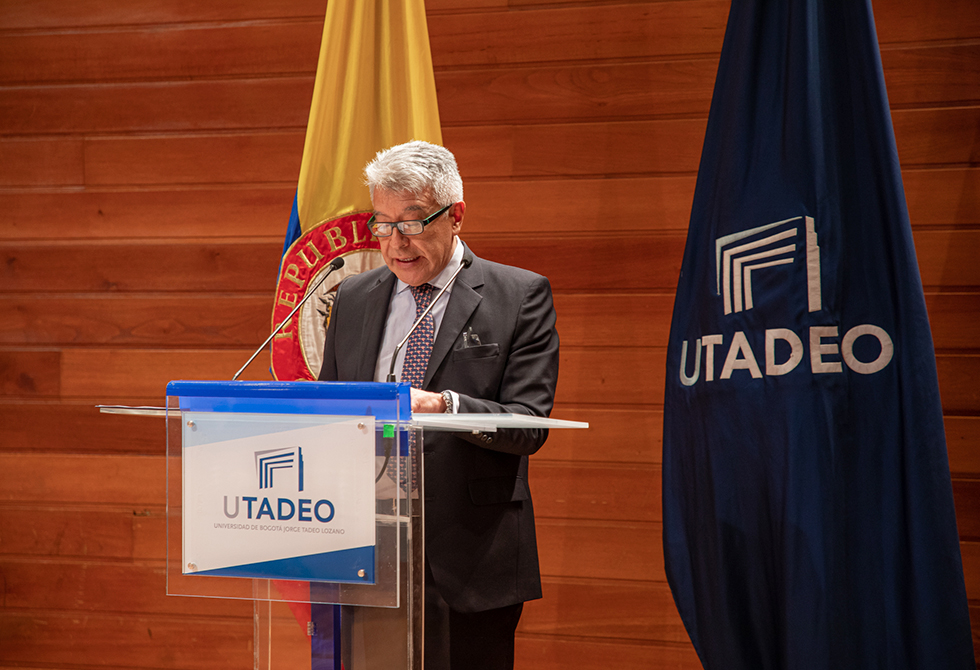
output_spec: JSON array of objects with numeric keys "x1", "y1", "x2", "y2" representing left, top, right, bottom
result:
[{"x1": 662, "y1": 1, "x2": 975, "y2": 669}]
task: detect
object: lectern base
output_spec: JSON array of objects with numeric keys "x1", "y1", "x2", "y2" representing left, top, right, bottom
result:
[{"x1": 254, "y1": 514, "x2": 423, "y2": 670}]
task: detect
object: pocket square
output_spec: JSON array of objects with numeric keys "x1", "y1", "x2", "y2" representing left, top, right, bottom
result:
[{"x1": 452, "y1": 343, "x2": 499, "y2": 361}]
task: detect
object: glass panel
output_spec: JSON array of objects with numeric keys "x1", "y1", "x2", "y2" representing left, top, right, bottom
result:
[
  {"x1": 163, "y1": 381, "x2": 423, "y2": 669},
  {"x1": 165, "y1": 383, "x2": 416, "y2": 610}
]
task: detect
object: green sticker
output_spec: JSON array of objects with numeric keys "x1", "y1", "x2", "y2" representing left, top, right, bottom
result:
[{"x1": 382, "y1": 424, "x2": 395, "y2": 438}]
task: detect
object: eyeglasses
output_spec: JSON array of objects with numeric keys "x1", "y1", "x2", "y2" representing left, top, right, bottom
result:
[{"x1": 368, "y1": 203, "x2": 453, "y2": 237}]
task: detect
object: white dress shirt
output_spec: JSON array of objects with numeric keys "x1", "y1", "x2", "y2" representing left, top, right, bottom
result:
[{"x1": 373, "y1": 237, "x2": 465, "y2": 397}]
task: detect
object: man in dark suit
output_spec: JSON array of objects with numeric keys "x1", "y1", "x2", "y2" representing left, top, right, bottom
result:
[{"x1": 318, "y1": 141, "x2": 559, "y2": 670}]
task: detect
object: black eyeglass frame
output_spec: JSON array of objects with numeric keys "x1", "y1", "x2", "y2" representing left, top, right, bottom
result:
[{"x1": 368, "y1": 203, "x2": 454, "y2": 237}]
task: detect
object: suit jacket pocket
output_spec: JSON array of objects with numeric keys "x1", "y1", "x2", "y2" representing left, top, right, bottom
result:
[
  {"x1": 468, "y1": 476, "x2": 529, "y2": 506},
  {"x1": 452, "y1": 343, "x2": 500, "y2": 361}
]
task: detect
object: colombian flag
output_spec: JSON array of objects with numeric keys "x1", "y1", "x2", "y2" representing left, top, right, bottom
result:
[
  {"x1": 267, "y1": 2, "x2": 442, "y2": 667},
  {"x1": 271, "y1": 0, "x2": 443, "y2": 382}
]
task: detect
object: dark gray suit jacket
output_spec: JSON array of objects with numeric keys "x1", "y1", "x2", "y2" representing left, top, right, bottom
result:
[{"x1": 318, "y1": 249, "x2": 559, "y2": 612}]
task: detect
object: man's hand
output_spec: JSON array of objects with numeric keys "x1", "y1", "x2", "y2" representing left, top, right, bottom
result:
[{"x1": 411, "y1": 387, "x2": 447, "y2": 413}]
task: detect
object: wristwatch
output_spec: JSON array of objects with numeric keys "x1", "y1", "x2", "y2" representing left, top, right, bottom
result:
[{"x1": 440, "y1": 390, "x2": 454, "y2": 414}]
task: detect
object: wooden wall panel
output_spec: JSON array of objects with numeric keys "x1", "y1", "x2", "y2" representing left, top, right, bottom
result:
[
  {"x1": 540, "y1": 409, "x2": 980, "y2": 474},
  {"x1": 437, "y1": 59, "x2": 718, "y2": 125},
  {"x1": 904, "y1": 168, "x2": 980, "y2": 226},
  {"x1": 0, "y1": 139, "x2": 83, "y2": 186},
  {"x1": 475, "y1": 108, "x2": 974, "y2": 176},
  {"x1": 56, "y1": 348, "x2": 272, "y2": 397},
  {"x1": 927, "y1": 294, "x2": 980, "y2": 351},
  {"x1": 954, "y1": 480, "x2": 980, "y2": 541},
  {"x1": 542, "y1": 408, "x2": 663, "y2": 465},
  {"x1": 881, "y1": 44, "x2": 980, "y2": 109},
  {"x1": 1, "y1": 229, "x2": 976, "y2": 298},
  {"x1": 513, "y1": 634, "x2": 702, "y2": 670},
  {"x1": 438, "y1": 43, "x2": 979, "y2": 127},
  {"x1": 0, "y1": 350, "x2": 60, "y2": 396},
  {"x1": 937, "y1": 355, "x2": 980, "y2": 416},
  {"x1": 0, "y1": 187, "x2": 295, "y2": 241},
  {"x1": 893, "y1": 107, "x2": 980, "y2": 166},
  {"x1": 913, "y1": 230, "x2": 980, "y2": 289},
  {"x1": 555, "y1": 348, "x2": 665, "y2": 405},
  {"x1": 521, "y1": 579, "x2": 687, "y2": 642},
  {"x1": 0, "y1": 294, "x2": 272, "y2": 346},
  {"x1": 0, "y1": 77, "x2": 314, "y2": 135},
  {"x1": 536, "y1": 519, "x2": 663, "y2": 582},
  {"x1": 0, "y1": 0, "x2": 326, "y2": 29},
  {"x1": 965, "y1": 542, "x2": 980, "y2": 600},
  {"x1": 0, "y1": 454, "x2": 163, "y2": 504},
  {"x1": 1, "y1": 0, "x2": 976, "y2": 667},
  {"x1": 0, "y1": 108, "x2": 964, "y2": 191},
  {"x1": 445, "y1": 119, "x2": 705, "y2": 178},
  {"x1": 0, "y1": 402, "x2": 165, "y2": 454},
  {"x1": 25, "y1": 118, "x2": 979, "y2": 192},
  {"x1": 1, "y1": 241, "x2": 283, "y2": 293},
  {"x1": 4, "y1": 347, "x2": 979, "y2": 412},
  {"x1": 428, "y1": 1, "x2": 730, "y2": 68},
  {"x1": 496, "y1": 0, "x2": 980, "y2": 46},
  {"x1": 0, "y1": 22, "x2": 321, "y2": 84},
  {"x1": 553, "y1": 347, "x2": 977, "y2": 413},
  {"x1": 3, "y1": 45, "x2": 972, "y2": 137},
  {"x1": 871, "y1": 0, "x2": 980, "y2": 44},
  {"x1": 948, "y1": 417, "x2": 980, "y2": 476},
  {"x1": 4, "y1": 402, "x2": 975, "y2": 475},
  {"x1": 0, "y1": 505, "x2": 162, "y2": 558},
  {"x1": 0, "y1": 612, "x2": 251, "y2": 670},
  {"x1": 534, "y1": 462, "x2": 660, "y2": 523},
  {"x1": 1, "y1": 559, "x2": 251, "y2": 617},
  {"x1": 470, "y1": 233, "x2": 686, "y2": 290},
  {"x1": 0, "y1": 167, "x2": 970, "y2": 243},
  {"x1": 464, "y1": 176, "x2": 697, "y2": 234},
  {"x1": 3, "y1": 402, "x2": 973, "y2": 476},
  {"x1": 529, "y1": 467, "x2": 980, "y2": 543},
  {"x1": 82, "y1": 132, "x2": 304, "y2": 186},
  {"x1": 1, "y1": 292, "x2": 694, "y2": 347},
  {"x1": 555, "y1": 294, "x2": 674, "y2": 347},
  {"x1": 0, "y1": 1, "x2": 731, "y2": 87},
  {"x1": 0, "y1": 163, "x2": 959, "y2": 244}
]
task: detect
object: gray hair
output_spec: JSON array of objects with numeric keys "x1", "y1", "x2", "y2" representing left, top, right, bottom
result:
[{"x1": 364, "y1": 140, "x2": 463, "y2": 206}]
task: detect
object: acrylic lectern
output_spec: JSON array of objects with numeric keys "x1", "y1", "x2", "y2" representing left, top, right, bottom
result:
[{"x1": 146, "y1": 379, "x2": 588, "y2": 670}]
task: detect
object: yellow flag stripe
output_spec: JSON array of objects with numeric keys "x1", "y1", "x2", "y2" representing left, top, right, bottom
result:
[{"x1": 297, "y1": 0, "x2": 443, "y2": 233}]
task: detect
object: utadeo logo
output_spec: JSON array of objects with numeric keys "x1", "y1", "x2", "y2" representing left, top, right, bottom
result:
[
  {"x1": 255, "y1": 447, "x2": 304, "y2": 491},
  {"x1": 716, "y1": 216, "x2": 822, "y2": 315},
  {"x1": 222, "y1": 446, "x2": 335, "y2": 524},
  {"x1": 678, "y1": 215, "x2": 893, "y2": 387}
]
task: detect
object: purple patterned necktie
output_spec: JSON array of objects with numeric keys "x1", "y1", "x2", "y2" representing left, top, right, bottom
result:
[
  {"x1": 401, "y1": 284, "x2": 435, "y2": 388},
  {"x1": 388, "y1": 283, "x2": 435, "y2": 491}
]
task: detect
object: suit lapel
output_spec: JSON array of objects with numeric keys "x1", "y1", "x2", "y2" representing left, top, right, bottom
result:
[
  {"x1": 423, "y1": 257, "x2": 485, "y2": 389},
  {"x1": 358, "y1": 271, "x2": 396, "y2": 381}
]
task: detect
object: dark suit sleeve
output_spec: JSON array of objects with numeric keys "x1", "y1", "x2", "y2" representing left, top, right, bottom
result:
[{"x1": 455, "y1": 274, "x2": 559, "y2": 456}]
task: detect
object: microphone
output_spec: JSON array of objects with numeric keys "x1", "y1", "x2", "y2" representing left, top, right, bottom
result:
[
  {"x1": 386, "y1": 252, "x2": 473, "y2": 383},
  {"x1": 232, "y1": 255, "x2": 345, "y2": 380},
  {"x1": 376, "y1": 251, "x2": 471, "y2": 484}
]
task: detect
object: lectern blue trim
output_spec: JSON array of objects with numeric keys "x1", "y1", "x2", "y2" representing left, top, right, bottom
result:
[
  {"x1": 193, "y1": 545, "x2": 374, "y2": 583},
  {"x1": 166, "y1": 381, "x2": 412, "y2": 421}
]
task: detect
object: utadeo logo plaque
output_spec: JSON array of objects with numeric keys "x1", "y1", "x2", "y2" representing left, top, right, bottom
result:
[{"x1": 182, "y1": 414, "x2": 376, "y2": 582}]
